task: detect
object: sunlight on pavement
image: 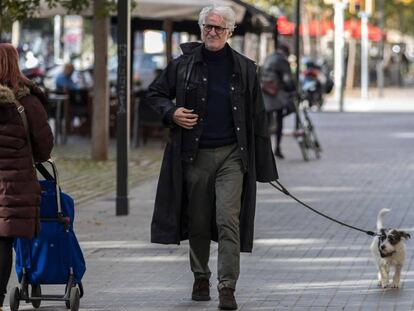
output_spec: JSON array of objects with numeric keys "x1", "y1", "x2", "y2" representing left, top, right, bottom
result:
[
  {"x1": 261, "y1": 257, "x2": 371, "y2": 263},
  {"x1": 80, "y1": 241, "x2": 154, "y2": 249},
  {"x1": 266, "y1": 279, "x2": 374, "y2": 290},
  {"x1": 392, "y1": 132, "x2": 414, "y2": 138},
  {"x1": 95, "y1": 256, "x2": 187, "y2": 262},
  {"x1": 258, "y1": 186, "x2": 356, "y2": 194},
  {"x1": 254, "y1": 238, "x2": 325, "y2": 245}
]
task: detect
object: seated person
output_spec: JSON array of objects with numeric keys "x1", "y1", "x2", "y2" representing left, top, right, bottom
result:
[{"x1": 55, "y1": 63, "x2": 79, "y2": 93}]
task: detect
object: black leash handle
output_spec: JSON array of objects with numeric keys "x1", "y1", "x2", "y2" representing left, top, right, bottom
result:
[{"x1": 269, "y1": 181, "x2": 377, "y2": 237}]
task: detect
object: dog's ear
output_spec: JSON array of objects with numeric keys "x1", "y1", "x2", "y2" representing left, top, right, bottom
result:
[{"x1": 399, "y1": 231, "x2": 411, "y2": 240}]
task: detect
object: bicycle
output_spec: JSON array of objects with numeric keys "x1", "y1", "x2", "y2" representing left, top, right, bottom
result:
[{"x1": 293, "y1": 97, "x2": 322, "y2": 161}]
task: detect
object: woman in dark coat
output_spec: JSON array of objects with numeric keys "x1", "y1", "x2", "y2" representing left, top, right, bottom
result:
[{"x1": 0, "y1": 43, "x2": 54, "y2": 310}]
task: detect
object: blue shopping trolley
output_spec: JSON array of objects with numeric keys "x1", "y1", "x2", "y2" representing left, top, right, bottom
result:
[{"x1": 11, "y1": 160, "x2": 86, "y2": 311}]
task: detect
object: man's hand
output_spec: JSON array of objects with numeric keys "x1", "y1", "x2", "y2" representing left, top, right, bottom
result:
[{"x1": 173, "y1": 108, "x2": 198, "y2": 129}]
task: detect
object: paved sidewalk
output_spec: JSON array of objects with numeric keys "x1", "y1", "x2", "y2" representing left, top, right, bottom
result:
[
  {"x1": 50, "y1": 139, "x2": 163, "y2": 205},
  {"x1": 324, "y1": 87, "x2": 414, "y2": 113},
  {"x1": 4, "y1": 89, "x2": 414, "y2": 310}
]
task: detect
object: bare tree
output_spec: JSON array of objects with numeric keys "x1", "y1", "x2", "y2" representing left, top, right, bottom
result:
[
  {"x1": 2, "y1": 0, "x2": 114, "y2": 161},
  {"x1": 91, "y1": 0, "x2": 109, "y2": 161}
]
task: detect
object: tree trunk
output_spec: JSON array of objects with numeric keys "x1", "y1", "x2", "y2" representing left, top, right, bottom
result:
[
  {"x1": 346, "y1": 38, "x2": 356, "y2": 90},
  {"x1": 91, "y1": 0, "x2": 109, "y2": 161},
  {"x1": 0, "y1": 2, "x2": 3, "y2": 42},
  {"x1": 163, "y1": 20, "x2": 173, "y2": 63}
]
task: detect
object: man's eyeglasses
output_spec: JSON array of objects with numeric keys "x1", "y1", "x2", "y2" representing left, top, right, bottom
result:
[{"x1": 203, "y1": 24, "x2": 228, "y2": 35}]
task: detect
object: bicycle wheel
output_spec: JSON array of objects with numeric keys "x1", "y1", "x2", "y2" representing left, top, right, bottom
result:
[
  {"x1": 312, "y1": 132, "x2": 322, "y2": 159},
  {"x1": 294, "y1": 128, "x2": 309, "y2": 161},
  {"x1": 303, "y1": 108, "x2": 322, "y2": 160}
]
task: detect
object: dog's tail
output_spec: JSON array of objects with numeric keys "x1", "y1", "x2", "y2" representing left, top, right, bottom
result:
[{"x1": 377, "y1": 208, "x2": 391, "y2": 231}]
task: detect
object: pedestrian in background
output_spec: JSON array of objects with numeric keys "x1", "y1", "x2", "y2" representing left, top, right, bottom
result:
[
  {"x1": 146, "y1": 5, "x2": 278, "y2": 310},
  {"x1": 0, "y1": 43, "x2": 54, "y2": 311},
  {"x1": 55, "y1": 63, "x2": 79, "y2": 93},
  {"x1": 261, "y1": 43, "x2": 296, "y2": 159}
]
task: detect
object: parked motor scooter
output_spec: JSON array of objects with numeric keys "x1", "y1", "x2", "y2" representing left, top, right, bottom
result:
[
  {"x1": 22, "y1": 66, "x2": 46, "y2": 88},
  {"x1": 19, "y1": 48, "x2": 46, "y2": 89},
  {"x1": 301, "y1": 59, "x2": 325, "y2": 110}
]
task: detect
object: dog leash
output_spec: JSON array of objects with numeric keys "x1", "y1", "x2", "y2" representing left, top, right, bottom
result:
[{"x1": 268, "y1": 180, "x2": 377, "y2": 237}]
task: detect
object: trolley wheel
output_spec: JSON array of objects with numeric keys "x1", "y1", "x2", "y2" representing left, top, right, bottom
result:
[
  {"x1": 31, "y1": 284, "x2": 42, "y2": 308},
  {"x1": 9, "y1": 287, "x2": 20, "y2": 311},
  {"x1": 69, "y1": 287, "x2": 80, "y2": 311}
]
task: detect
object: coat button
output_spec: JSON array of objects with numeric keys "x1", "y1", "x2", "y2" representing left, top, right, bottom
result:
[
  {"x1": 190, "y1": 157, "x2": 194, "y2": 161},
  {"x1": 240, "y1": 147, "x2": 244, "y2": 151},
  {"x1": 203, "y1": 77, "x2": 207, "y2": 82},
  {"x1": 233, "y1": 106, "x2": 237, "y2": 110},
  {"x1": 201, "y1": 98, "x2": 205, "y2": 102},
  {"x1": 231, "y1": 86, "x2": 235, "y2": 91},
  {"x1": 200, "y1": 118, "x2": 204, "y2": 122},
  {"x1": 195, "y1": 138, "x2": 199, "y2": 142},
  {"x1": 236, "y1": 127, "x2": 240, "y2": 131}
]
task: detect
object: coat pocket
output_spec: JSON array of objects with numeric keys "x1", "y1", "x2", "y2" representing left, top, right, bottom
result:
[{"x1": 184, "y1": 82, "x2": 199, "y2": 110}]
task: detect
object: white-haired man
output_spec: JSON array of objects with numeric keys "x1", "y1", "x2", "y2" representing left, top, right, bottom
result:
[{"x1": 147, "y1": 5, "x2": 278, "y2": 310}]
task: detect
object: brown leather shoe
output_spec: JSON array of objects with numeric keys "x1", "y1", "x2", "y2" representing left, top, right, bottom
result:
[
  {"x1": 218, "y1": 287, "x2": 238, "y2": 310},
  {"x1": 191, "y1": 278, "x2": 211, "y2": 301}
]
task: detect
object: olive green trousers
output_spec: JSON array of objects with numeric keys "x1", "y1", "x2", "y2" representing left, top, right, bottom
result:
[{"x1": 184, "y1": 143, "x2": 244, "y2": 290}]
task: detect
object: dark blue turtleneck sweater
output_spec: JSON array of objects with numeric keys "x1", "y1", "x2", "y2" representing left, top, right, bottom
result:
[{"x1": 199, "y1": 45, "x2": 236, "y2": 149}]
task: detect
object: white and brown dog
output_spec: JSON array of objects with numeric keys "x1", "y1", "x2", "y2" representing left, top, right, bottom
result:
[{"x1": 370, "y1": 208, "x2": 410, "y2": 288}]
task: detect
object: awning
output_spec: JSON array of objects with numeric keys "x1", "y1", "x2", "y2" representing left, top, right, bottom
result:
[
  {"x1": 277, "y1": 16, "x2": 332, "y2": 37},
  {"x1": 277, "y1": 16, "x2": 383, "y2": 42},
  {"x1": 36, "y1": 0, "x2": 277, "y2": 35},
  {"x1": 36, "y1": 0, "x2": 246, "y2": 23},
  {"x1": 344, "y1": 19, "x2": 383, "y2": 42}
]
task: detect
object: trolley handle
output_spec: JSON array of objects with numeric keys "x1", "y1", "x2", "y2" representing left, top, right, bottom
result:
[{"x1": 36, "y1": 158, "x2": 63, "y2": 215}]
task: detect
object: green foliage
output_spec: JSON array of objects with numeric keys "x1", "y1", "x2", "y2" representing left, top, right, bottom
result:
[
  {"x1": 244, "y1": 0, "x2": 294, "y2": 17},
  {"x1": 244, "y1": 0, "x2": 329, "y2": 19},
  {"x1": 383, "y1": 0, "x2": 414, "y2": 35},
  {"x1": 1, "y1": 0, "x2": 136, "y2": 22}
]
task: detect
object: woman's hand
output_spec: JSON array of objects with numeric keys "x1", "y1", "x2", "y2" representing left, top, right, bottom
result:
[{"x1": 173, "y1": 108, "x2": 198, "y2": 129}]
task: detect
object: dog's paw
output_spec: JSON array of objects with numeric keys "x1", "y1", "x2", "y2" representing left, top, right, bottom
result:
[
  {"x1": 390, "y1": 282, "x2": 400, "y2": 288},
  {"x1": 380, "y1": 282, "x2": 389, "y2": 289}
]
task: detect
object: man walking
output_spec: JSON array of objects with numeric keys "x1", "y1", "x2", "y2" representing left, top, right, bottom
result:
[{"x1": 146, "y1": 5, "x2": 278, "y2": 310}]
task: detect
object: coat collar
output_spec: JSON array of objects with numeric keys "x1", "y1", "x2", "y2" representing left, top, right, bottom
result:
[
  {"x1": 0, "y1": 84, "x2": 30, "y2": 106},
  {"x1": 179, "y1": 42, "x2": 242, "y2": 75}
]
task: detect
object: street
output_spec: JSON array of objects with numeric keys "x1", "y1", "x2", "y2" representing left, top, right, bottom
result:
[{"x1": 5, "y1": 88, "x2": 414, "y2": 310}]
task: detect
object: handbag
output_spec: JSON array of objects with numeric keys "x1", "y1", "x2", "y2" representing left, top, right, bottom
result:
[
  {"x1": 261, "y1": 80, "x2": 279, "y2": 97},
  {"x1": 262, "y1": 82, "x2": 291, "y2": 113},
  {"x1": 281, "y1": 96, "x2": 296, "y2": 117}
]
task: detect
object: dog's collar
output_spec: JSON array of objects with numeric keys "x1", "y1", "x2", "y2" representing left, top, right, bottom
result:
[{"x1": 380, "y1": 249, "x2": 396, "y2": 258}]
